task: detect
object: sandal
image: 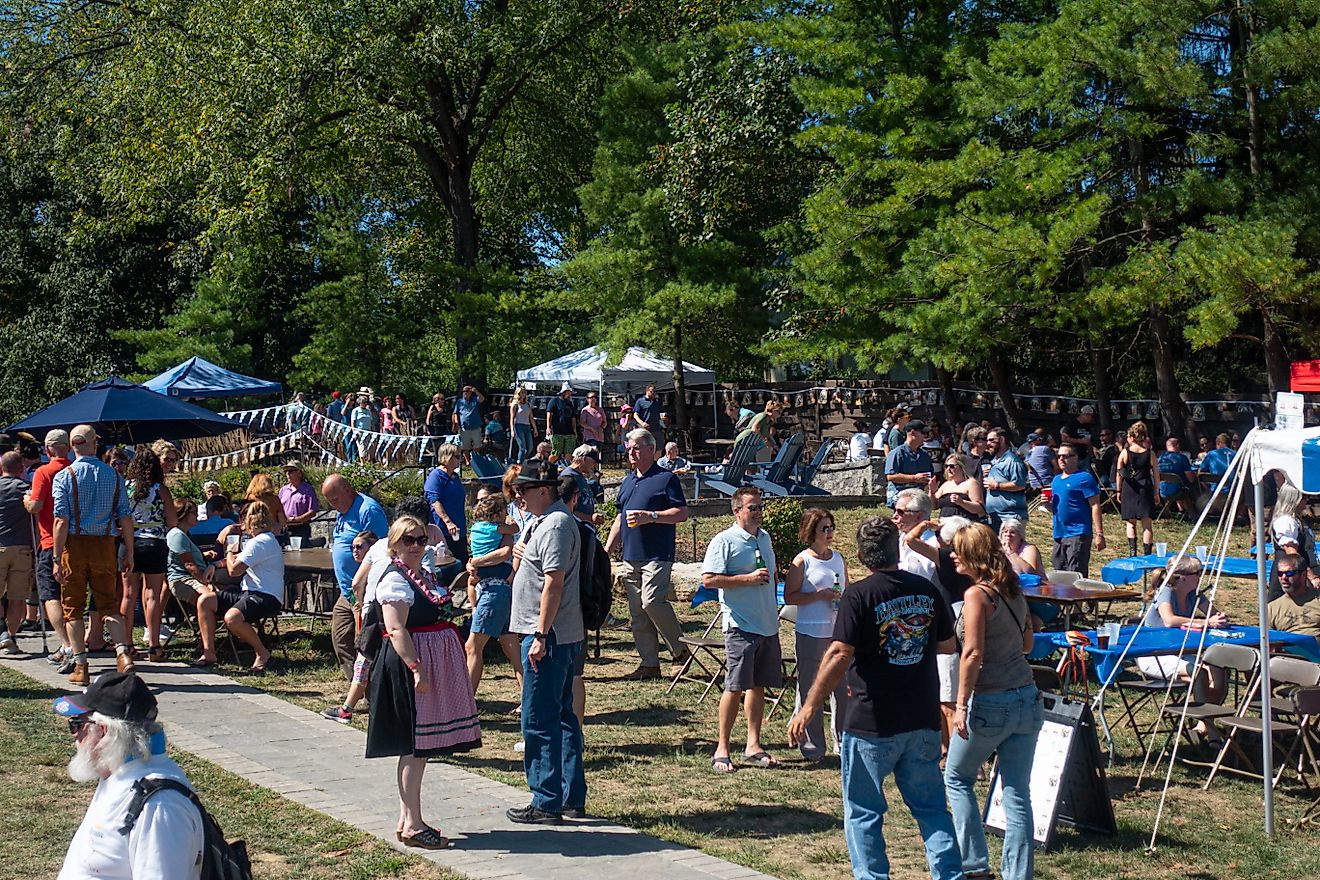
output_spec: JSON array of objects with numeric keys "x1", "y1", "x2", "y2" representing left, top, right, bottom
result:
[
  {"x1": 711, "y1": 755, "x2": 738, "y2": 774},
  {"x1": 191, "y1": 657, "x2": 218, "y2": 668},
  {"x1": 741, "y1": 751, "x2": 780, "y2": 769},
  {"x1": 148, "y1": 646, "x2": 167, "y2": 663},
  {"x1": 400, "y1": 826, "x2": 450, "y2": 850}
]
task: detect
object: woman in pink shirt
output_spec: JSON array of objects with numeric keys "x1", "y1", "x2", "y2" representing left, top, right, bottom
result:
[{"x1": 580, "y1": 392, "x2": 606, "y2": 449}]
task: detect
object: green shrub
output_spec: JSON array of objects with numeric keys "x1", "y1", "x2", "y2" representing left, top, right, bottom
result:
[{"x1": 761, "y1": 497, "x2": 805, "y2": 572}]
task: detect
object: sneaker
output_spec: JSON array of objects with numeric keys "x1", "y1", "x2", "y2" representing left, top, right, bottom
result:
[
  {"x1": 514, "y1": 740, "x2": 526, "y2": 753},
  {"x1": 57, "y1": 654, "x2": 77, "y2": 675},
  {"x1": 506, "y1": 804, "x2": 562, "y2": 825},
  {"x1": 158, "y1": 623, "x2": 174, "y2": 642},
  {"x1": 68, "y1": 662, "x2": 90, "y2": 686},
  {"x1": 47, "y1": 647, "x2": 69, "y2": 666},
  {"x1": 0, "y1": 634, "x2": 18, "y2": 655},
  {"x1": 602, "y1": 614, "x2": 630, "y2": 631},
  {"x1": 562, "y1": 807, "x2": 588, "y2": 819},
  {"x1": 321, "y1": 706, "x2": 353, "y2": 724}
]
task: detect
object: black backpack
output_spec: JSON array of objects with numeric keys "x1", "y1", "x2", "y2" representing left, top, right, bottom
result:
[
  {"x1": 575, "y1": 521, "x2": 614, "y2": 631},
  {"x1": 120, "y1": 777, "x2": 252, "y2": 880}
]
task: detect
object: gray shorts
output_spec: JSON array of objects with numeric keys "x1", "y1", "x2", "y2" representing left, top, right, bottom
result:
[
  {"x1": 458, "y1": 428, "x2": 482, "y2": 451},
  {"x1": 724, "y1": 627, "x2": 783, "y2": 693},
  {"x1": 169, "y1": 577, "x2": 208, "y2": 606}
]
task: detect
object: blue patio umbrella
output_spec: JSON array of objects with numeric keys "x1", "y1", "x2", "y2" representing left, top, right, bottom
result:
[{"x1": 5, "y1": 376, "x2": 244, "y2": 445}]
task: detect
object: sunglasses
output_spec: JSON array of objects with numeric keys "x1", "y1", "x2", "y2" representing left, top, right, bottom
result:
[
  {"x1": 398, "y1": 534, "x2": 428, "y2": 547},
  {"x1": 1057, "y1": 454, "x2": 1075, "y2": 460},
  {"x1": 741, "y1": 504, "x2": 764, "y2": 512},
  {"x1": 351, "y1": 542, "x2": 371, "y2": 552},
  {"x1": 164, "y1": 456, "x2": 179, "y2": 464},
  {"x1": 820, "y1": 525, "x2": 836, "y2": 533},
  {"x1": 898, "y1": 508, "x2": 923, "y2": 515},
  {"x1": 1280, "y1": 569, "x2": 1304, "y2": 578},
  {"x1": 68, "y1": 715, "x2": 93, "y2": 736}
]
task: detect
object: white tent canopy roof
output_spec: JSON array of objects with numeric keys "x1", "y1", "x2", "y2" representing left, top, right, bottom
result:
[
  {"x1": 515, "y1": 346, "x2": 716, "y2": 392},
  {"x1": 1247, "y1": 424, "x2": 1320, "y2": 490}
]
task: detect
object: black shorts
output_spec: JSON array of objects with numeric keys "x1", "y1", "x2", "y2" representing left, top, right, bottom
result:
[
  {"x1": 36, "y1": 547, "x2": 60, "y2": 602},
  {"x1": 215, "y1": 589, "x2": 282, "y2": 623},
  {"x1": 724, "y1": 627, "x2": 783, "y2": 693},
  {"x1": 132, "y1": 537, "x2": 169, "y2": 576}
]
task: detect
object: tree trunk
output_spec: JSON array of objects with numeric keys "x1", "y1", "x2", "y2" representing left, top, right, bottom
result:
[
  {"x1": 984, "y1": 351, "x2": 1023, "y2": 437},
  {"x1": 1088, "y1": 329, "x2": 1114, "y2": 433},
  {"x1": 936, "y1": 365, "x2": 961, "y2": 432},
  {"x1": 671, "y1": 323, "x2": 689, "y2": 452},
  {"x1": 448, "y1": 159, "x2": 482, "y2": 389},
  {"x1": 1149, "y1": 303, "x2": 1189, "y2": 442},
  {"x1": 1263, "y1": 307, "x2": 1290, "y2": 397}
]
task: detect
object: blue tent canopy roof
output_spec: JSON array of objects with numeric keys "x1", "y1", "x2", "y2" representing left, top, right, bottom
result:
[
  {"x1": 6, "y1": 376, "x2": 244, "y2": 444},
  {"x1": 143, "y1": 356, "x2": 282, "y2": 398}
]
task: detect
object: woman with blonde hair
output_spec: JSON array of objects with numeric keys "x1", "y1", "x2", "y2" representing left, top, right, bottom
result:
[
  {"x1": 509, "y1": 387, "x2": 536, "y2": 462},
  {"x1": 366, "y1": 515, "x2": 480, "y2": 849},
  {"x1": 195, "y1": 501, "x2": 284, "y2": 671},
  {"x1": 1117, "y1": 420, "x2": 1160, "y2": 556},
  {"x1": 945, "y1": 524, "x2": 1040, "y2": 880},
  {"x1": 243, "y1": 472, "x2": 289, "y2": 535}
]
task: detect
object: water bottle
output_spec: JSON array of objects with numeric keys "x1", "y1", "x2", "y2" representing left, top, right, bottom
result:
[{"x1": 831, "y1": 571, "x2": 841, "y2": 612}]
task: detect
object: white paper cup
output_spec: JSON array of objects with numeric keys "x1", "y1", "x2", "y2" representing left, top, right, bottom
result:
[
  {"x1": 1155, "y1": 542, "x2": 1168, "y2": 557},
  {"x1": 291, "y1": 536, "x2": 303, "y2": 550}
]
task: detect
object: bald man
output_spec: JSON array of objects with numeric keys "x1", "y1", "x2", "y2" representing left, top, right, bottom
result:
[{"x1": 322, "y1": 474, "x2": 388, "y2": 681}]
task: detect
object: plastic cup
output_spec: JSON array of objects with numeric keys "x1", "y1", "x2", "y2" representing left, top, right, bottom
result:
[
  {"x1": 226, "y1": 534, "x2": 240, "y2": 552},
  {"x1": 1097, "y1": 632, "x2": 1110, "y2": 649},
  {"x1": 1155, "y1": 542, "x2": 1168, "y2": 557},
  {"x1": 291, "y1": 536, "x2": 303, "y2": 550},
  {"x1": 1196, "y1": 545, "x2": 1209, "y2": 562}
]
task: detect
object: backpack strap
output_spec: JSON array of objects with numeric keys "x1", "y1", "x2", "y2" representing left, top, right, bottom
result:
[{"x1": 120, "y1": 776, "x2": 201, "y2": 835}]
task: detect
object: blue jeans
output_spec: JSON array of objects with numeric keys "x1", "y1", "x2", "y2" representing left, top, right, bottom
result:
[
  {"x1": 513, "y1": 424, "x2": 534, "y2": 462},
  {"x1": 520, "y1": 633, "x2": 586, "y2": 813},
  {"x1": 840, "y1": 729, "x2": 962, "y2": 880},
  {"x1": 944, "y1": 684, "x2": 1043, "y2": 880}
]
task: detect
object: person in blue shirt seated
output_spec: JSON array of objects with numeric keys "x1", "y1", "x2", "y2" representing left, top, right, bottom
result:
[
  {"x1": 484, "y1": 411, "x2": 508, "y2": 455},
  {"x1": 1157, "y1": 435, "x2": 1197, "y2": 518},
  {"x1": 1200, "y1": 433, "x2": 1235, "y2": 492},
  {"x1": 188, "y1": 495, "x2": 236, "y2": 549}
]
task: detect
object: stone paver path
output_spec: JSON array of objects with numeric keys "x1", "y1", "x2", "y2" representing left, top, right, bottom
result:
[{"x1": 4, "y1": 633, "x2": 777, "y2": 880}]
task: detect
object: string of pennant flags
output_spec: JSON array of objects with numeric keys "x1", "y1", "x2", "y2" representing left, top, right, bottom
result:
[
  {"x1": 219, "y1": 402, "x2": 441, "y2": 464},
  {"x1": 182, "y1": 430, "x2": 307, "y2": 473}
]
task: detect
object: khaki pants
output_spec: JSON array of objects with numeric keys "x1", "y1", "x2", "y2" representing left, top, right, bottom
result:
[
  {"x1": 0, "y1": 545, "x2": 34, "y2": 602},
  {"x1": 61, "y1": 535, "x2": 119, "y2": 620},
  {"x1": 331, "y1": 594, "x2": 357, "y2": 681},
  {"x1": 621, "y1": 561, "x2": 685, "y2": 667}
]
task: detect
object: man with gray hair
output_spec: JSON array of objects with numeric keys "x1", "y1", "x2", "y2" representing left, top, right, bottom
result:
[
  {"x1": 787, "y1": 517, "x2": 961, "y2": 880},
  {"x1": 605, "y1": 428, "x2": 691, "y2": 680},
  {"x1": 54, "y1": 671, "x2": 204, "y2": 878},
  {"x1": 891, "y1": 488, "x2": 940, "y2": 589},
  {"x1": 52, "y1": 424, "x2": 135, "y2": 685}
]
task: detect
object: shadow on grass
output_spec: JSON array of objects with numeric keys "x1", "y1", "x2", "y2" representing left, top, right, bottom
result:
[
  {"x1": 626, "y1": 803, "x2": 840, "y2": 838},
  {"x1": 588, "y1": 706, "x2": 696, "y2": 726},
  {"x1": 455, "y1": 825, "x2": 687, "y2": 857}
]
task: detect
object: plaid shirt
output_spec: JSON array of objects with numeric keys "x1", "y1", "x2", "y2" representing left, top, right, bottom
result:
[{"x1": 52, "y1": 456, "x2": 130, "y2": 536}]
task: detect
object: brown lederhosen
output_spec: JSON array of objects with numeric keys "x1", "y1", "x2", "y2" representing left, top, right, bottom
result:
[{"x1": 60, "y1": 467, "x2": 121, "y2": 620}]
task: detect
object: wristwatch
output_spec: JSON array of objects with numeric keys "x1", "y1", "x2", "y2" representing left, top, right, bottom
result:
[
  {"x1": 533, "y1": 631, "x2": 546, "y2": 641},
  {"x1": 650, "y1": 511, "x2": 658, "y2": 522}
]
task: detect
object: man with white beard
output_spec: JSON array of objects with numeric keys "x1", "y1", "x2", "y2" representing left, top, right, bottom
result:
[{"x1": 53, "y1": 672, "x2": 203, "y2": 879}]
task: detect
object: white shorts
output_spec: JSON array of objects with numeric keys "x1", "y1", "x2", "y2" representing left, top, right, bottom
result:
[
  {"x1": 938, "y1": 652, "x2": 960, "y2": 703},
  {"x1": 1136, "y1": 654, "x2": 1192, "y2": 680}
]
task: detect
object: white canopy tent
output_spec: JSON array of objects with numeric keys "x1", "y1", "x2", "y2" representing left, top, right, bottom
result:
[
  {"x1": 516, "y1": 346, "x2": 720, "y2": 436},
  {"x1": 1126, "y1": 425, "x2": 1319, "y2": 845}
]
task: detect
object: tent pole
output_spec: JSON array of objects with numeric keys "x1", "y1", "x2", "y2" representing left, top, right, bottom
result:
[{"x1": 1254, "y1": 467, "x2": 1274, "y2": 836}]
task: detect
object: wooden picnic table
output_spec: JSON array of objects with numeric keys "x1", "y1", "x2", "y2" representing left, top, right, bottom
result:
[
  {"x1": 1023, "y1": 581, "x2": 1141, "y2": 631},
  {"x1": 282, "y1": 547, "x2": 335, "y2": 577}
]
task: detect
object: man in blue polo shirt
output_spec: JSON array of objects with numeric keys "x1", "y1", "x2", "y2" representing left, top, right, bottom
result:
[
  {"x1": 884, "y1": 419, "x2": 934, "y2": 508},
  {"x1": 604, "y1": 427, "x2": 690, "y2": 680},
  {"x1": 452, "y1": 385, "x2": 486, "y2": 464},
  {"x1": 322, "y1": 474, "x2": 387, "y2": 682},
  {"x1": 1050, "y1": 444, "x2": 1106, "y2": 576},
  {"x1": 984, "y1": 427, "x2": 1028, "y2": 531},
  {"x1": 632, "y1": 385, "x2": 664, "y2": 447}
]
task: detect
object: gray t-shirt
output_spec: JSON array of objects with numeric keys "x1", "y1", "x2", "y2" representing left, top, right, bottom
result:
[
  {"x1": 0, "y1": 476, "x2": 32, "y2": 547},
  {"x1": 510, "y1": 501, "x2": 584, "y2": 643}
]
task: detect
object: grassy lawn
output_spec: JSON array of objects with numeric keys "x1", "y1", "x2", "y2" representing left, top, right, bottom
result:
[
  {"x1": 0, "y1": 665, "x2": 462, "y2": 880},
  {"x1": 166, "y1": 501, "x2": 1320, "y2": 880}
]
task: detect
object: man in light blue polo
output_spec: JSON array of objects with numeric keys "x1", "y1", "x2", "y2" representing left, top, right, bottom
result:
[
  {"x1": 983, "y1": 426, "x2": 1028, "y2": 531},
  {"x1": 701, "y1": 485, "x2": 781, "y2": 772},
  {"x1": 322, "y1": 474, "x2": 387, "y2": 682}
]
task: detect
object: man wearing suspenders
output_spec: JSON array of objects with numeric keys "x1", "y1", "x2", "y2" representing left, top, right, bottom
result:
[{"x1": 52, "y1": 424, "x2": 136, "y2": 685}]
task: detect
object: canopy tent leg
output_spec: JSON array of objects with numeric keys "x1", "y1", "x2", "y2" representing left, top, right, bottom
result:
[{"x1": 1255, "y1": 469, "x2": 1274, "y2": 836}]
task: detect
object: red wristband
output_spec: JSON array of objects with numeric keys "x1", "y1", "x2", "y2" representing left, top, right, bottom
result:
[{"x1": 406, "y1": 659, "x2": 420, "y2": 672}]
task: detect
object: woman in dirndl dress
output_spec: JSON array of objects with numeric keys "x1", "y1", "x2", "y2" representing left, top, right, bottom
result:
[{"x1": 366, "y1": 515, "x2": 481, "y2": 850}]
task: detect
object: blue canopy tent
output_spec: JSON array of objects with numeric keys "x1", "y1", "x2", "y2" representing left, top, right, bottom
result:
[
  {"x1": 6, "y1": 376, "x2": 244, "y2": 445},
  {"x1": 143, "y1": 356, "x2": 281, "y2": 399}
]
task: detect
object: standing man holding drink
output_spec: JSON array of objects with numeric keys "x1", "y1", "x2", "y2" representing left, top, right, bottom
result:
[{"x1": 604, "y1": 428, "x2": 691, "y2": 681}]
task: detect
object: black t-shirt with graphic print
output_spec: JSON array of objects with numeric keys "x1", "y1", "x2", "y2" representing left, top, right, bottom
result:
[{"x1": 832, "y1": 569, "x2": 954, "y2": 738}]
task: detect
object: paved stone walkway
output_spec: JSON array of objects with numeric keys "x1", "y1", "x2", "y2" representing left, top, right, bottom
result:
[{"x1": 3, "y1": 633, "x2": 777, "y2": 880}]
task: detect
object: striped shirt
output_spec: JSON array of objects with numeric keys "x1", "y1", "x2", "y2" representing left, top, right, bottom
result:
[{"x1": 52, "y1": 456, "x2": 131, "y2": 536}]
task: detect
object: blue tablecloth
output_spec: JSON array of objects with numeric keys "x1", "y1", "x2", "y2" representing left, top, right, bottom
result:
[
  {"x1": 1040, "y1": 625, "x2": 1320, "y2": 684},
  {"x1": 1100, "y1": 553, "x2": 1269, "y2": 585}
]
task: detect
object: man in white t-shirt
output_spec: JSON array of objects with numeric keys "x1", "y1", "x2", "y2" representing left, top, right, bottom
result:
[
  {"x1": 54, "y1": 671, "x2": 204, "y2": 880},
  {"x1": 847, "y1": 420, "x2": 872, "y2": 462}
]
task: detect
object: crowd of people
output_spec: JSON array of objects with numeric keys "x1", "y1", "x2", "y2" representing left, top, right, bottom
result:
[{"x1": 0, "y1": 389, "x2": 1293, "y2": 880}]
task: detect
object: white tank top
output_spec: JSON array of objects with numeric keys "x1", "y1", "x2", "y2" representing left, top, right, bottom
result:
[
  {"x1": 512, "y1": 402, "x2": 532, "y2": 426},
  {"x1": 796, "y1": 550, "x2": 846, "y2": 638}
]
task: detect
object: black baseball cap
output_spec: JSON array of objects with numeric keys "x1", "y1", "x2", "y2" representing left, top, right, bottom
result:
[
  {"x1": 906, "y1": 419, "x2": 928, "y2": 434},
  {"x1": 53, "y1": 671, "x2": 157, "y2": 723}
]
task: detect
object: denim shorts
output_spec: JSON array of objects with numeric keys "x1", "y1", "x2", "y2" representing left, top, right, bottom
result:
[{"x1": 471, "y1": 578, "x2": 512, "y2": 637}]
